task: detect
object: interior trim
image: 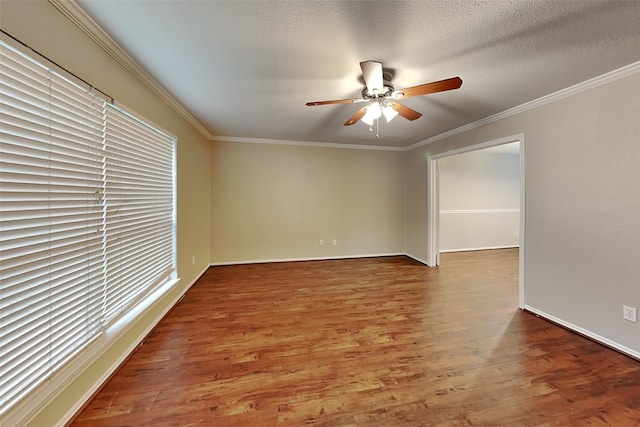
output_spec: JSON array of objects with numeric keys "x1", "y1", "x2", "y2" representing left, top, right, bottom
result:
[
  {"x1": 210, "y1": 135, "x2": 404, "y2": 151},
  {"x1": 440, "y1": 209, "x2": 520, "y2": 214},
  {"x1": 51, "y1": 0, "x2": 640, "y2": 152},
  {"x1": 48, "y1": 0, "x2": 213, "y2": 139},
  {"x1": 427, "y1": 134, "x2": 526, "y2": 303},
  {"x1": 440, "y1": 245, "x2": 519, "y2": 253},
  {"x1": 523, "y1": 305, "x2": 640, "y2": 362},
  {"x1": 406, "y1": 60, "x2": 640, "y2": 151},
  {"x1": 210, "y1": 252, "x2": 407, "y2": 266}
]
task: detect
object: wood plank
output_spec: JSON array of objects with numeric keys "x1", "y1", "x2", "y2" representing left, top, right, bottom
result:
[{"x1": 70, "y1": 249, "x2": 640, "y2": 426}]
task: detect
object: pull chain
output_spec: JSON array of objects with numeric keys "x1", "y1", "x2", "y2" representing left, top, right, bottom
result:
[{"x1": 367, "y1": 119, "x2": 380, "y2": 139}]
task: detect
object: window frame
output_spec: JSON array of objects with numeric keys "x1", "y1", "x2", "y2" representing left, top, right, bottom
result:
[{"x1": 0, "y1": 35, "x2": 179, "y2": 424}]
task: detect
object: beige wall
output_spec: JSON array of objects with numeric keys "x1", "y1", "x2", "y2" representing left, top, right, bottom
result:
[
  {"x1": 405, "y1": 148, "x2": 430, "y2": 263},
  {"x1": 211, "y1": 141, "x2": 405, "y2": 263},
  {"x1": 406, "y1": 71, "x2": 640, "y2": 355},
  {"x1": 1, "y1": 1, "x2": 211, "y2": 424}
]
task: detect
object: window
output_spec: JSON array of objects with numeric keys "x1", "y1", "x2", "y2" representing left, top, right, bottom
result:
[{"x1": 0, "y1": 38, "x2": 176, "y2": 417}]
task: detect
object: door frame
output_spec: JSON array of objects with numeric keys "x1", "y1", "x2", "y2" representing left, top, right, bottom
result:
[{"x1": 426, "y1": 133, "x2": 525, "y2": 308}]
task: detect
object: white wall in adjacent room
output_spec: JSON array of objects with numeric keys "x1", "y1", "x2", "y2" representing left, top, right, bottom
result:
[{"x1": 438, "y1": 145, "x2": 520, "y2": 252}]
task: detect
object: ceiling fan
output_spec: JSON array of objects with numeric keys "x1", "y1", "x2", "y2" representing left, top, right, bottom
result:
[{"x1": 306, "y1": 61, "x2": 462, "y2": 127}]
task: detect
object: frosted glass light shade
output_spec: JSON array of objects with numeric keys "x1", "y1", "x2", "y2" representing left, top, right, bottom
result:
[
  {"x1": 361, "y1": 102, "x2": 382, "y2": 125},
  {"x1": 382, "y1": 105, "x2": 398, "y2": 122}
]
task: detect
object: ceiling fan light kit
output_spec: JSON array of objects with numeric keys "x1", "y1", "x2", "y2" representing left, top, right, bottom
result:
[
  {"x1": 360, "y1": 101, "x2": 398, "y2": 126},
  {"x1": 382, "y1": 104, "x2": 398, "y2": 122},
  {"x1": 361, "y1": 102, "x2": 381, "y2": 125},
  {"x1": 306, "y1": 61, "x2": 462, "y2": 135}
]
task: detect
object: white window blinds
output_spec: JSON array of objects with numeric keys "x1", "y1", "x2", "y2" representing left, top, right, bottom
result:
[
  {"x1": 0, "y1": 39, "x2": 176, "y2": 416},
  {"x1": 103, "y1": 105, "x2": 175, "y2": 324}
]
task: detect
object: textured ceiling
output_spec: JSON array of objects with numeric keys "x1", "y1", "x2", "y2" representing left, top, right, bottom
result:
[{"x1": 75, "y1": 0, "x2": 640, "y2": 148}]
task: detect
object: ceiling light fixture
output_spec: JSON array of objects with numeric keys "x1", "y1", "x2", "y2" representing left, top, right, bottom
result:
[
  {"x1": 307, "y1": 60, "x2": 463, "y2": 135},
  {"x1": 382, "y1": 104, "x2": 398, "y2": 122},
  {"x1": 360, "y1": 100, "x2": 399, "y2": 139},
  {"x1": 361, "y1": 102, "x2": 381, "y2": 126},
  {"x1": 360, "y1": 101, "x2": 398, "y2": 126}
]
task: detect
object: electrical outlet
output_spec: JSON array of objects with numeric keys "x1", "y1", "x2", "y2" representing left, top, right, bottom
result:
[
  {"x1": 332, "y1": 239, "x2": 337, "y2": 246},
  {"x1": 623, "y1": 305, "x2": 637, "y2": 323},
  {"x1": 319, "y1": 239, "x2": 324, "y2": 246},
  {"x1": 192, "y1": 255, "x2": 196, "y2": 265}
]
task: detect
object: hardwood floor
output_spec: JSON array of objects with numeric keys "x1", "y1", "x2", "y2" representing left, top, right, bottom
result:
[{"x1": 71, "y1": 249, "x2": 640, "y2": 426}]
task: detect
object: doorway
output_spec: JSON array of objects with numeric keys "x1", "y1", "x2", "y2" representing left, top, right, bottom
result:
[{"x1": 426, "y1": 134, "x2": 525, "y2": 308}]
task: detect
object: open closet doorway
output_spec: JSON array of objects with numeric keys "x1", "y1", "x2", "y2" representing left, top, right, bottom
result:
[{"x1": 426, "y1": 134, "x2": 525, "y2": 308}]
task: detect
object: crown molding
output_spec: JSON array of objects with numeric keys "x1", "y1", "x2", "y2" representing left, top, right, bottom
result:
[
  {"x1": 210, "y1": 135, "x2": 404, "y2": 151},
  {"x1": 48, "y1": 0, "x2": 405, "y2": 151},
  {"x1": 49, "y1": 0, "x2": 640, "y2": 152},
  {"x1": 48, "y1": 0, "x2": 213, "y2": 139},
  {"x1": 405, "y1": 60, "x2": 640, "y2": 151}
]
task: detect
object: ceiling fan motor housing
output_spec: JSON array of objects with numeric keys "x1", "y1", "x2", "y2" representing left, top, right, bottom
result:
[{"x1": 362, "y1": 80, "x2": 394, "y2": 99}]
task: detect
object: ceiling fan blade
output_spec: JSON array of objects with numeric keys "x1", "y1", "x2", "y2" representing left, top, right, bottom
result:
[
  {"x1": 395, "y1": 77, "x2": 462, "y2": 99},
  {"x1": 389, "y1": 102, "x2": 422, "y2": 121},
  {"x1": 360, "y1": 61, "x2": 384, "y2": 94},
  {"x1": 344, "y1": 106, "x2": 368, "y2": 126},
  {"x1": 306, "y1": 98, "x2": 366, "y2": 106}
]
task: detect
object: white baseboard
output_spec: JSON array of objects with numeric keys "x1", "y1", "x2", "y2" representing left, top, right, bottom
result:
[
  {"x1": 210, "y1": 252, "x2": 406, "y2": 266},
  {"x1": 523, "y1": 305, "x2": 640, "y2": 361},
  {"x1": 404, "y1": 253, "x2": 432, "y2": 266},
  {"x1": 212, "y1": 253, "x2": 436, "y2": 267},
  {"x1": 440, "y1": 245, "x2": 519, "y2": 253}
]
